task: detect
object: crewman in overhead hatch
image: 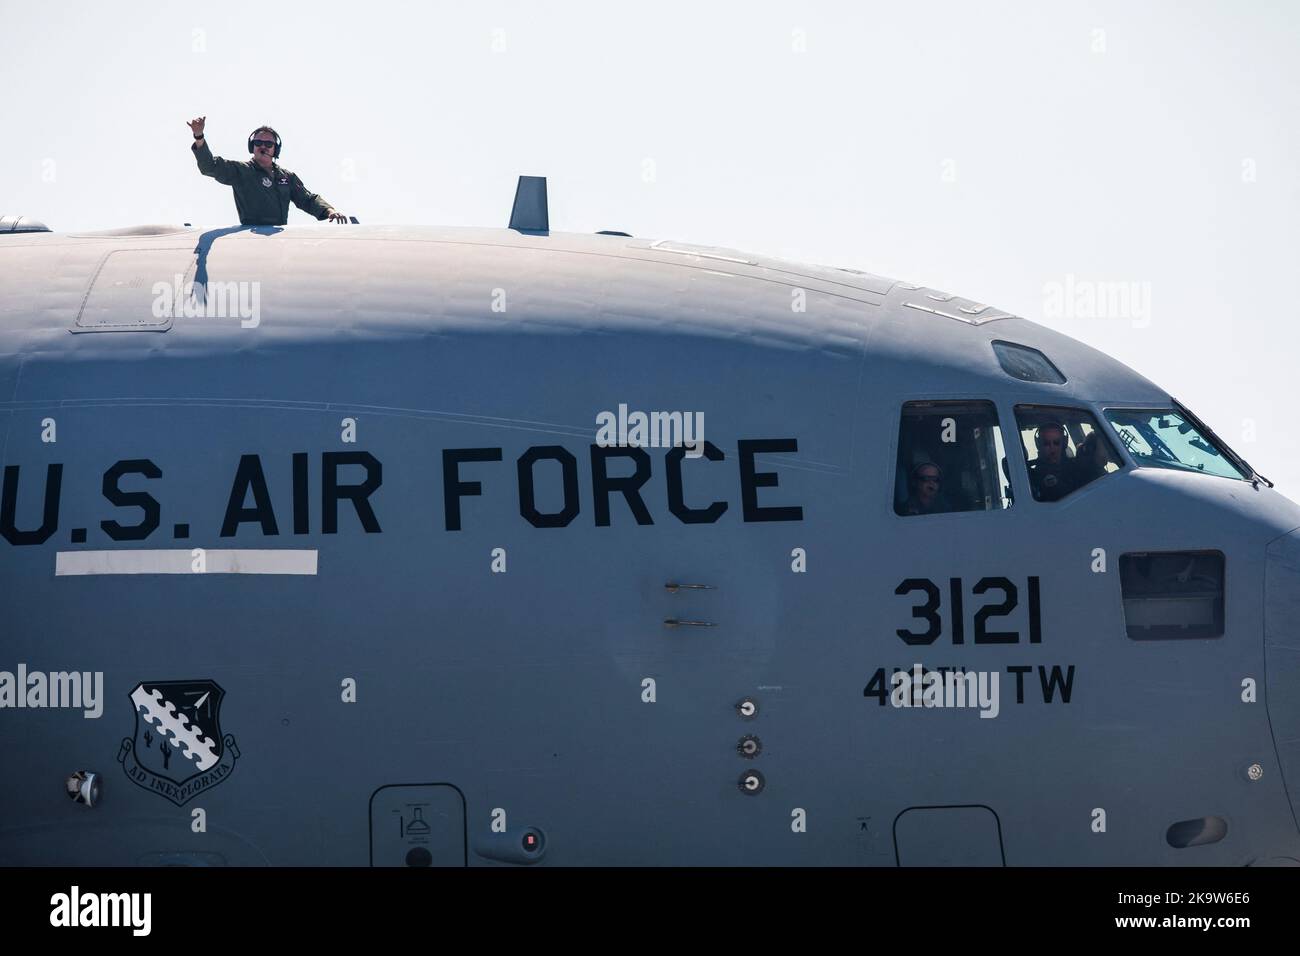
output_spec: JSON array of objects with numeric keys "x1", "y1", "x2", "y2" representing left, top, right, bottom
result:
[{"x1": 187, "y1": 116, "x2": 349, "y2": 226}]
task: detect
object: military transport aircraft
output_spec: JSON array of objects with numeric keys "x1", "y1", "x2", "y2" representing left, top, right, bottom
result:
[{"x1": 1, "y1": 179, "x2": 1297, "y2": 866}]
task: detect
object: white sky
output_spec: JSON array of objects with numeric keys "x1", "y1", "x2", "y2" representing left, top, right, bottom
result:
[{"x1": 3, "y1": 1, "x2": 1298, "y2": 492}]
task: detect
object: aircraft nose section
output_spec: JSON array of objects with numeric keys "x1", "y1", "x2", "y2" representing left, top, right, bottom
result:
[{"x1": 1265, "y1": 528, "x2": 1300, "y2": 828}]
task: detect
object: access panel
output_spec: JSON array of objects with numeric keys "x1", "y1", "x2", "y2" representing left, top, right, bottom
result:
[{"x1": 369, "y1": 783, "x2": 467, "y2": 867}]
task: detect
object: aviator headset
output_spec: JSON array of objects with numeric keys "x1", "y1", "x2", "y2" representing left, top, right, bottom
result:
[
  {"x1": 1034, "y1": 422, "x2": 1068, "y2": 452},
  {"x1": 247, "y1": 126, "x2": 282, "y2": 159},
  {"x1": 910, "y1": 462, "x2": 943, "y2": 484}
]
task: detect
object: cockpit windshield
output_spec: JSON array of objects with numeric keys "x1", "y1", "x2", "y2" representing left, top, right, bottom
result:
[{"x1": 1104, "y1": 408, "x2": 1249, "y2": 480}]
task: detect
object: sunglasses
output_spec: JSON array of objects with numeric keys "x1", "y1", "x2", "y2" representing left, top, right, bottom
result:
[
  {"x1": 1042, "y1": 439, "x2": 1063, "y2": 447},
  {"x1": 919, "y1": 475, "x2": 940, "y2": 484},
  {"x1": 251, "y1": 139, "x2": 277, "y2": 149}
]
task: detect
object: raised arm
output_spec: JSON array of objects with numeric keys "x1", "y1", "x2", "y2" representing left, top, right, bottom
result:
[{"x1": 187, "y1": 116, "x2": 241, "y2": 186}]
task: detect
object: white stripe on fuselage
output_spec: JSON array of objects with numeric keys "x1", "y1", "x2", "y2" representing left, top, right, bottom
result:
[{"x1": 55, "y1": 549, "x2": 318, "y2": 575}]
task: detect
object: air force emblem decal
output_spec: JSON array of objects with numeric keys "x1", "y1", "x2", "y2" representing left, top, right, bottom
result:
[{"x1": 118, "y1": 680, "x2": 239, "y2": 806}]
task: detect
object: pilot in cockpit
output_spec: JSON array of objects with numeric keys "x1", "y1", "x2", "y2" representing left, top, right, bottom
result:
[
  {"x1": 1027, "y1": 423, "x2": 1076, "y2": 501},
  {"x1": 900, "y1": 462, "x2": 951, "y2": 516}
]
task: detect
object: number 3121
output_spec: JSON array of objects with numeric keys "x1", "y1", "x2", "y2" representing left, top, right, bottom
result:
[{"x1": 894, "y1": 576, "x2": 1042, "y2": 645}]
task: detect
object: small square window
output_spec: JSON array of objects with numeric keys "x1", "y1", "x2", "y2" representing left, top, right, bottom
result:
[
  {"x1": 1120, "y1": 551, "x2": 1225, "y2": 640},
  {"x1": 992, "y1": 341, "x2": 1066, "y2": 384}
]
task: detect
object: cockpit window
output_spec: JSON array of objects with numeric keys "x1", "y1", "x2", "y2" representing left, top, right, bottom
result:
[
  {"x1": 1103, "y1": 409, "x2": 1248, "y2": 480},
  {"x1": 991, "y1": 341, "x2": 1066, "y2": 384},
  {"x1": 895, "y1": 401, "x2": 1012, "y2": 516},
  {"x1": 1014, "y1": 405, "x2": 1122, "y2": 502}
]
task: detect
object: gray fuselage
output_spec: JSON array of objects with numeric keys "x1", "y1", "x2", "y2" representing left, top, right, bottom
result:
[{"x1": 1, "y1": 224, "x2": 1298, "y2": 865}]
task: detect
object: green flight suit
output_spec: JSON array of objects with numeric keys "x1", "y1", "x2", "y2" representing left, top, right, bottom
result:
[{"x1": 192, "y1": 139, "x2": 335, "y2": 226}]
